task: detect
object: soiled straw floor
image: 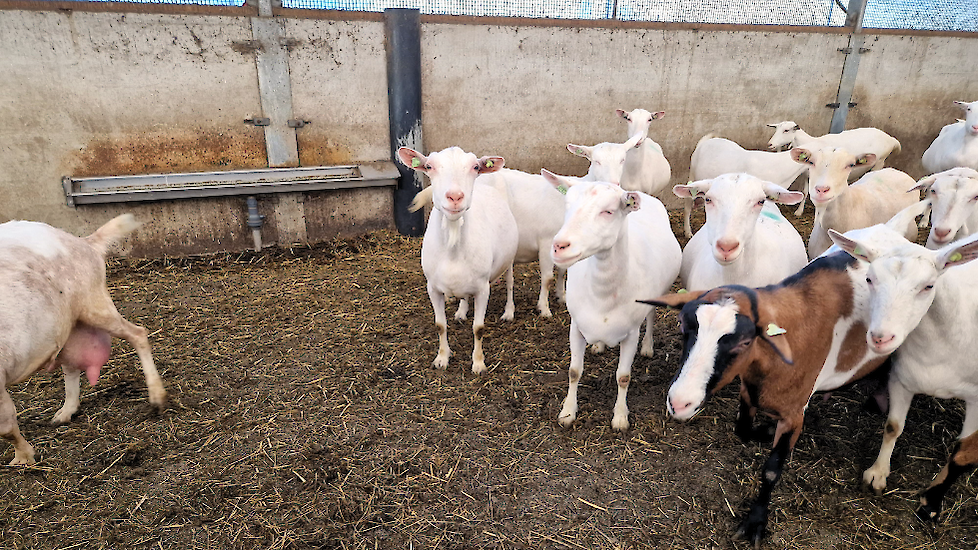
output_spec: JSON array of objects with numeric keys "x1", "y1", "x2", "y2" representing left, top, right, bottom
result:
[{"x1": 1, "y1": 207, "x2": 975, "y2": 549}]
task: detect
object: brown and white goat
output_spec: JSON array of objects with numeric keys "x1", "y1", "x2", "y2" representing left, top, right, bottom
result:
[
  {"x1": 1, "y1": 215, "x2": 166, "y2": 465},
  {"x1": 640, "y1": 213, "x2": 928, "y2": 545}
]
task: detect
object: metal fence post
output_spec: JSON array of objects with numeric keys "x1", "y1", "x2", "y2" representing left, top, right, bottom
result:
[
  {"x1": 829, "y1": 0, "x2": 869, "y2": 134},
  {"x1": 386, "y1": 8, "x2": 425, "y2": 237}
]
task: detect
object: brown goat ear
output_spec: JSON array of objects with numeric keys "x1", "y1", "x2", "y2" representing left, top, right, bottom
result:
[
  {"x1": 755, "y1": 302, "x2": 794, "y2": 365},
  {"x1": 638, "y1": 290, "x2": 706, "y2": 309}
]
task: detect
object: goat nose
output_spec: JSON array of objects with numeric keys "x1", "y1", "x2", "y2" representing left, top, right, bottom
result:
[
  {"x1": 871, "y1": 332, "x2": 895, "y2": 347},
  {"x1": 553, "y1": 240, "x2": 570, "y2": 252},
  {"x1": 934, "y1": 227, "x2": 952, "y2": 239},
  {"x1": 668, "y1": 397, "x2": 692, "y2": 416},
  {"x1": 716, "y1": 239, "x2": 740, "y2": 254},
  {"x1": 445, "y1": 190, "x2": 464, "y2": 204},
  {"x1": 814, "y1": 185, "x2": 830, "y2": 194}
]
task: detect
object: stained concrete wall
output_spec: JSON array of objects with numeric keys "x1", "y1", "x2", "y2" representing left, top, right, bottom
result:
[
  {"x1": 1, "y1": 4, "x2": 976, "y2": 256},
  {"x1": 0, "y1": 8, "x2": 392, "y2": 256}
]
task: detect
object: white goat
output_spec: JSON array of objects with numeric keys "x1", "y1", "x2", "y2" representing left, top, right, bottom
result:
[
  {"x1": 410, "y1": 167, "x2": 567, "y2": 317},
  {"x1": 673, "y1": 173, "x2": 807, "y2": 290},
  {"x1": 545, "y1": 170, "x2": 682, "y2": 431},
  {"x1": 398, "y1": 147, "x2": 518, "y2": 374},
  {"x1": 0, "y1": 215, "x2": 166, "y2": 465},
  {"x1": 567, "y1": 133, "x2": 644, "y2": 186},
  {"x1": 829, "y1": 225, "x2": 978, "y2": 522},
  {"x1": 914, "y1": 167, "x2": 978, "y2": 248},
  {"x1": 684, "y1": 134, "x2": 811, "y2": 237},
  {"x1": 921, "y1": 100, "x2": 978, "y2": 174},
  {"x1": 616, "y1": 108, "x2": 672, "y2": 197},
  {"x1": 791, "y1": 146, "x2": 919, "y2": 258},
  {"x1": 767, "y1": 121, "x2": 901, "y2": 177}
]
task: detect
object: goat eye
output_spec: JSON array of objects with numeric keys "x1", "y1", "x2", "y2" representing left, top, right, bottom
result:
[
  {"x1": 922, "y1": 285, "x2": 934, "y2": 292},
  {"x1": 756, "y1": 199, "x2": 765, "y2": 206},
  {"x1": 848, "y1": 163, "x2": 856, "y2": 169},
  {"x1": 424, "y1": 164, "x2": 432, "y2": 170},
  {"x1": 704, "y1": 197, "x2": 713, "y2": 204},
  {"x1": 601, "y1": 210, "x2": 614, "y2": 216}
]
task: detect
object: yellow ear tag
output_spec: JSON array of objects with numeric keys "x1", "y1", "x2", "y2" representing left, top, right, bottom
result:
[
  {"x1": 485, "y1": 159, "x2": 494, "y2": 168},
  {"x1": 677, "y1": 288, "x2": 688, "y2": 294},
  {"x1": 854, "y1": 245, "x2": 865, "y2": 257},
  {"x1": 800, "y1": 153, "x2": 809, "y2": 162},
  {"x1": 766, "y1": 323, "x2": 787, "y2": 337},
  {"x1": 625, "y1": 196, "x2": 636, "y2": 208},
  {"x1": 557, "y1": 185, "x2": 568, "y2": 195},
  {"x1": 411, "y1": 158, "x2": 421, "y2": 168},
  {"x1": 950, "y1": 252, "x2": 963, "y2": 263},
  {"x1": 576, "y1": 148, "x2": 584, "y2": 155}
]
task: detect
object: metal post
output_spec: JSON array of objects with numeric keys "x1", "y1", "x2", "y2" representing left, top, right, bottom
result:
[
  {"x1": 386, "y1": 8, "x2": 425, "y2": 237},
  {"x1": 829, "y1": 0, "x2": 869, "y2": 134}
]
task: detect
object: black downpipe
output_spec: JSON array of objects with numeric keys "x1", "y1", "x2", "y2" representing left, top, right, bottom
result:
[{"x1": 385, "y1": 8, "x2": 425, "y2": 237}]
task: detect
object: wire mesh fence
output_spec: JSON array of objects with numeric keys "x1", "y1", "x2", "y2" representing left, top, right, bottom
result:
[{"x1": 42, "y1": 0, "x2": 978, "y2": 32}]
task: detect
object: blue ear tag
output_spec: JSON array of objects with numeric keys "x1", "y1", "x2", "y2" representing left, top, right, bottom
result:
[
  {"x1": 557, "y1": 185, "x2": 568, "y2": 195},
  {"x1": 411, "y1": 158, "x2": 420, "y2": 168}
]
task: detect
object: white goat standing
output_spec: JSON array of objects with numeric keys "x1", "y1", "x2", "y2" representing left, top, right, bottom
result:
[
  {"x1": 398, "y1": 147, "x2": 518, "y2": 374},
  {"x1": 411, "y1": 168, "x2": 567, "y2": 317},
  {"x1": 829, "y1": 226, "x2": 978, "y2": 522},
  {"x1": 921, "y1": 100, "x2": 978, "y2": 174},
  {"x1": 791, "y1": 146, "x2": 919, "y2": 258},
  {"x1": 915, "y1": 167, "x2": 978, "y2": 248},
  {"x1": 545, "y1": 170, "x2": 682, "y2": 431},
  {"x1": 673, "y1": 173, "x2": 807, "y2": 290},
  {"x1": 684, "y1": 134, "x2": 811, "y2": 238},
  {"x1": 616, "y1": 108, "x2": 672, "y2": 197},
  {"x1": 767, "y1": 120, "x2": 902, "y2": 176},
  {"x1": 567, "y1": 133, "x2": 644, "y2": 186},
  {"x1": 0, "y1": 215, "x2": 166, "y2": 465}
]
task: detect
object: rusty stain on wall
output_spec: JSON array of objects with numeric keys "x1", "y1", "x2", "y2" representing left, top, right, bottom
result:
[
  {"x1": 69, "y1": 129, "x2": 268, "y2": 178},
  {"x1": 296, "y1": 132, "x2": 355, "y2": 167},
  {"x1": 304, "y1": 187, "x2": 394, "y2": 243}
]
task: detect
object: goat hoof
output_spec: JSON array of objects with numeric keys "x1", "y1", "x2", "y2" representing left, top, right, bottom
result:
[
  {"x1": 734, "y1": 508, "x2": 769, "y2": 549},
  {"x1": 915, "y1": 498, "x2": 942, "y2": 523}
]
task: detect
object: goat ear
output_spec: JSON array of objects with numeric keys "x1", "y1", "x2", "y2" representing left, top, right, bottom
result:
[
  {"x1": 541, "y1": 169, "x2": 576, "y2": 194},
  {"x1": 651, "y1": 111, "x2": 665, "y2": 120},
  {"x1": 954, "y1": 100, "x2": 969, "y2": 109},
  {"x1": 790, "y1": 147, "x2": 814, "y2": 165},
  {"x1": 478, "y1": 156, "x2": 504, "y2": 173},
  {"x1": 828, "y1": 229, "x2": 878, "y2": 262},
  {"x1": 673, "y1": 180, "x2": 711, "y2": 199},
  {"x1": 397, "y1": 147, "x2": 428, "y2": 172},
  {"x1": 637, "y1": 290, "x2": 706, "y2": 309},
  {"x1": 755, "y1": 302, "x2": 794, "y2": 365},
  {"x1": 761, "y1": 182, "x2": 804, "y2": 205},
  {"x1": 912, "y1": 173, "x2": 939, "y2": 193},
  {"x1": 766, "y1": 123, "x2": 779, "y2": 128},
  {"x1": 792, "y1": 124, "x2": 800, "y2": 131},
  {"x1": 624, "y1": 134, "x2": 644, "y2": 149},
  {"x1": 616, "y1": 108, "x2": 628, "y2": 120},
  {"x1": 567, "y1": 143, "x2": 592, "y2": 159},
  {"x1": 856, "y1": 153, "x2": 877, "y2": 167},
  {"x1": 936, "y1": 234, "x2": 978, "y2": 272}
]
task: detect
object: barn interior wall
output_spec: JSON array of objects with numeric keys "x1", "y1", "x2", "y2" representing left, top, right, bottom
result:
[{"x1": 0, "y1": 6, "x2": 975, "y2": 256}]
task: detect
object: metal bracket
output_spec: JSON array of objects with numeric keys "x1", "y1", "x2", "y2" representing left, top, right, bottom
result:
[
  {"x1": 826, "y1": 102, "x2": 841, "y2": 108},
  {"x1": 244, "y1": 117, "x2": 271, "y2": 127},
  {"x1": 839, "y1": 47, "x2": 852, "y2": 54},
  {"x1": 287, "y1": 119, "x2": 311, "y2": 128}
]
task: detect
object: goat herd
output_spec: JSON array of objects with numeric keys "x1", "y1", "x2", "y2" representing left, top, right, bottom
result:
[
  {"x1": 1, "y1": 100, "x2": 976, "y2": 547},
  {"x1": 397, "y1": 99, "x2": 978, "y2": 545}
]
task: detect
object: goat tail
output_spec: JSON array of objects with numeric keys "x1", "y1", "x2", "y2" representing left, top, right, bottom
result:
[
  {"x1": 408, "y1": 186, "x2": 433, "y2": 213},
  {"x1": 85, "y1": 214, "x2": 141, "y2": 257}
]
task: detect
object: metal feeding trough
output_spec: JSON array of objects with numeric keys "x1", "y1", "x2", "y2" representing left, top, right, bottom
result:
[{"x1": 61, "y1": 162, "x2": 400, "y2": 207}]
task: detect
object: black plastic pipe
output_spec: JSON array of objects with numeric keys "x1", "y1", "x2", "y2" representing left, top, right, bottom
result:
[{"x1": 386, "y1": 8, "x2": 425, "y2": 237}]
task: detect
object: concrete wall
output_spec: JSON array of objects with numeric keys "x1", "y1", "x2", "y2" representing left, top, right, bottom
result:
[
  {"x1": 0, "y1": 4, "x2": 976, "y2": 256},
  {"x1": 0, "y1": 8, "x2": 393, "y2": 256}
]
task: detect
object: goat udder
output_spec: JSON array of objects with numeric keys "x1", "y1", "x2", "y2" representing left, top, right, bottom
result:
[{"x1": 58, "y1": 326, "x2": 112, "y2": 386}]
